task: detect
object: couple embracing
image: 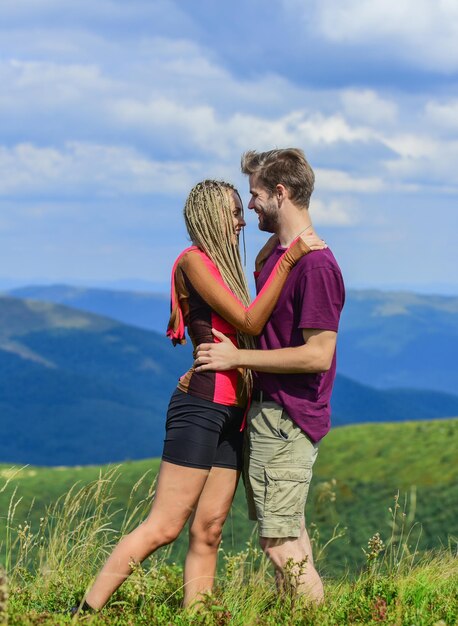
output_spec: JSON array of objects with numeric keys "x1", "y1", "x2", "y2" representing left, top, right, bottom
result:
[{"x1": 72, "y1": 148, "x2": 345, "y2": 614}]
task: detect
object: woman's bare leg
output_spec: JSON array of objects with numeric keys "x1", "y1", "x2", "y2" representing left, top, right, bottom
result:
[
  {"x1": 183, "y1": 467, "x2": 240, "y2": 607},
  {"x1": 85, "y1": 461, "x2": 209, "y2": 610}
]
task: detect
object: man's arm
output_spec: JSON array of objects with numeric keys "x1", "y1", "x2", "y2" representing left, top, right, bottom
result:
[{"x1": 194, "y1": 328, "x2": 337, "y2": 374}]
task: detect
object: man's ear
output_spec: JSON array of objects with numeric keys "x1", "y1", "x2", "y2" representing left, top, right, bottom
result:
[{"x1": 275, "y1": 183, "x2": 287, "y2": 204}]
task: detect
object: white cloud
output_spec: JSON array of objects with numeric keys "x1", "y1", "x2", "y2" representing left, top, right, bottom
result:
[
  {"x1": 112, "y1": 96, "x2": 379, "y2": 158},
  {"x1": 341, "y1": 90, "x2": 398, "y2": 125},
  {"x1": 0, "y1": 58, "x2": 118, "y2": 134},
  {"x1": 382, "y1": 134, "x2": 458, "y2": 187},
  {"x1": 0, "y1": 143, "x2": 202, "y2": 197},
  {"x1": 381, "y1": 133, "x2": 436, "y2": 160},
  {"x1": 10, "y1": 59, "x2": 106, "y2": 91},
  {"x1": 424, "y1": 99, "x2": 458, "y2": 132},
  {"x1": 219, "y1": 110, "x2": 376, "y2": 154},
  {"x1": 310, "y1": 198, "x2": 359, "y2": 226},
  {"x1": 316, "y1": 169, "x2": 384, "y2": 193},
  {"x1": 0, "y1": 139, "x2": 374, "y2": 229},
  {"x1": 0, "y1": 26, "x2": 456, "y2": 204},
  {"x1": 0, "y1": 44, "x2": 344, "y2": 154},
  {"x1": 0, "y1": 0, "x2": 455, "y2": 290},
  {"x1": 294, "y1": 112, "x2": 375, "y2": 145},
  {"x1": 111, "y1": 97, "x2": 222, "y2": 153},
  {"x1": 286, "y1": 0, "x2": 458, "y2": 72}
]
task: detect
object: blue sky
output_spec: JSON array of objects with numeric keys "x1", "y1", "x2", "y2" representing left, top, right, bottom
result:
[{"x1": 1, "y1": 0, "x2": 457, "y2": 294}]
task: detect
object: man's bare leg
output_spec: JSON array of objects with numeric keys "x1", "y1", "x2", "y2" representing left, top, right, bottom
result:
[
  {"x1": 260, "y1": 531, "x2": 324, "y2": 603},
  {"x1": 298, "y1": 517, "x2": 315, "y2": 566}
]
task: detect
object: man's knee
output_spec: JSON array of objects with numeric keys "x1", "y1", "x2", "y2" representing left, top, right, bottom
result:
[
  {"x1": 260, "y1": 536, "x2": 307, "y2": 570},
  {"x1": 259, "y1": 536, "x2": 269, "y2": 553},
  {"x1": 259, "y1": 536, "x2": 286, "y2": 568}
]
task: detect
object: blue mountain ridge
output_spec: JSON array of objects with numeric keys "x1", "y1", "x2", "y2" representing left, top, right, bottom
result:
[
  {"x1": 1, "y1": 293, "x2": 457, "y2": 466},
  {"x1": 10, "y1": 284, "x2": 458, "y2": 395}
]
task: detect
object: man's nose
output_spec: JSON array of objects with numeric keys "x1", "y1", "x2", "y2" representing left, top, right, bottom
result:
[{"x1": 248, "y1": 198, "x2": 255, "y2": 210}]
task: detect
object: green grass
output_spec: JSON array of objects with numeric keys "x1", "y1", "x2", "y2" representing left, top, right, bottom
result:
[
  {"x1": 1, "y1": 419, "x2": 456, "y2": 576},
  {"x1": 1, "y1": 461, "x2": 457, "y2": 625},
  {"x1": 1, "y1": 419, "x2": 457, "y2": 624},
  {"x1": 3, "y1": 552, "x2": 457, "y2": 625},
  {"x1": 316, "y1": 419, "x2": 458, "y2": 485}
]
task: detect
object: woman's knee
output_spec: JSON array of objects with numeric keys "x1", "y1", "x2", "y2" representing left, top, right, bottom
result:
[
  {"x1": 189, "y1": 518, "x2": 224, "y2": 550},
  {"x1": 139, "y1": 520, "x2": 182, "y2": 550}
]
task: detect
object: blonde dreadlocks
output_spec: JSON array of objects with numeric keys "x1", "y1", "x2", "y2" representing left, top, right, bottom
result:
[{"x1": 184, "y1": 179, "x2": 256, "y2": 389}]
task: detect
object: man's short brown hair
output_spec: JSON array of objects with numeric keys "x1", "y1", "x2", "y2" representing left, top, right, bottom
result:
[{"x1": 241, "y1": 148, "x2": 315, "y2": 208}]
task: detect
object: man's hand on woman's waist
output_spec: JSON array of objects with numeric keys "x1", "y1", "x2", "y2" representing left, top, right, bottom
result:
[{"x1": 195, "y1": 328, "x2": 337, "y2": 374}]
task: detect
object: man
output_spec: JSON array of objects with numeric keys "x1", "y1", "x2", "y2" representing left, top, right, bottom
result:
[{"x1": 195, "y1": 148, "x2": 345, "y2": 602}]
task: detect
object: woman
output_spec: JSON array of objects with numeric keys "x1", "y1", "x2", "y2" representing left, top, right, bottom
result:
[{"x1": 74, "y1": 180, "x2": 321, "y2": 614}]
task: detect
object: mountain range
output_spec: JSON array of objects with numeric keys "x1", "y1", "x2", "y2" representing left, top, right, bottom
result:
[
  {"x1": 1, "y1": 292, "x2": 457, "y2": 465},
  {"x1": 10, "y1": 284, "x2": 458, "y2": 395}
]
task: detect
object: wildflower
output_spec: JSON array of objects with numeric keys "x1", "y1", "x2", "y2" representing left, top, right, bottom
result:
[
  {"x1": 372, "y1": 596, "x2": 387, "y2": 622},
  {"x1": 364, "y1": 532, "x2": 385, "y2": 562}
]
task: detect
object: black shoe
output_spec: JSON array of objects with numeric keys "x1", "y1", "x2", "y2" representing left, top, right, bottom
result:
[{"x1": 69, "y1": 600, "x2": 94, "y2": 616}]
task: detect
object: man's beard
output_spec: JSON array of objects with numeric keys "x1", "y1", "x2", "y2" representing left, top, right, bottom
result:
[{"x1": 257, "y1": 198, "x2": 279, "y2": 233}]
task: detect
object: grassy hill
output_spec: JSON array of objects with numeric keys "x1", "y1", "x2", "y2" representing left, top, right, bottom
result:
[
  {"x1": 0, "y1": 295, "x2": 192, "y2": 465},
  {"x1": 9, "y1": 284, "x2": 458, "y2": 395},
  {"x1": 1, "y1": 419, "x2": 456, "y2": 578}
]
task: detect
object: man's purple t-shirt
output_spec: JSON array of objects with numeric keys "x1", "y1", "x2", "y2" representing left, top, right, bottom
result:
[{"x1": 254, "y1": 245, "x2": 345, "y2": 443}]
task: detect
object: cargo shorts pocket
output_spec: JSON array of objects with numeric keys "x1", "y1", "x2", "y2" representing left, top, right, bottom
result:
[{"x1": 264, "y1": 466, "x2": 311, "y2": 517}]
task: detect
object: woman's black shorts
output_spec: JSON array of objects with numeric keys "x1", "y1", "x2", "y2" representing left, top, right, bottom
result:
[{"x1": 162, "y1": 388, "x2": 245, "y2": 470}]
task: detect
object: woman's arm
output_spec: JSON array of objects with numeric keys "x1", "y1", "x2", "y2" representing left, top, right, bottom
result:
[
  {"x1": 178, "y1": 237, "x2": 311, "y2": 335},
  {"x1": 254, "y1": 235, "x2": 279, "y2": 273}
]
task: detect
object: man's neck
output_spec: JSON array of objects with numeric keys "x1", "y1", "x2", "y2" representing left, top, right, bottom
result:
[{"x1": 277, "y1": 219, "x2": 314, "y2": 247}]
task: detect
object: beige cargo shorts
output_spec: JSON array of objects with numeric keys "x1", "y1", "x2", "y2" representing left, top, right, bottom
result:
[{"x1": 244, "y1": 398, "x2": 318, "y2": 538}]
